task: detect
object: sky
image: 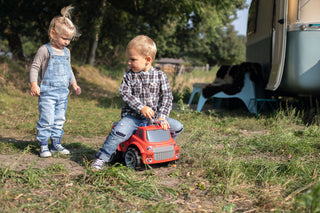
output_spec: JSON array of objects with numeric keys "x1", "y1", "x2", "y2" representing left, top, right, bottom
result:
[{"x1": 232, "y1": 0, "x2": 252, "y2": 35}]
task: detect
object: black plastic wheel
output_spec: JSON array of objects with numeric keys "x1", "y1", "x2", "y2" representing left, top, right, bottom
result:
[
  {"x1": 109, "y1": 150, "x2": 124, "y2": 165},
  {"x1": 124, "y1": 147, "x2": 142, "y2": 170}
]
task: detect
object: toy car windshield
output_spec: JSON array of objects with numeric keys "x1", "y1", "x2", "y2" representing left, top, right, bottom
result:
[{"x1": 146, "y1": 129, "x2": 171, "y2": 142}]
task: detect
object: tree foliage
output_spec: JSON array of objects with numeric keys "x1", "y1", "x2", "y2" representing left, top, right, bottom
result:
[{"x1": 0, "y1": 0, "x2": 246, "y2": 66}]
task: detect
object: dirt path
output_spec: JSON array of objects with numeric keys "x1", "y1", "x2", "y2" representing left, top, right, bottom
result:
[
  {"x1": 0, "y1": 128, "x2": 188, "y2": 179},
  {"x1": 0, "y1": 124, "x2": 252, "y2": 211},
  {"x1": 0, "y1": 128, "x2": 105, "y2": 176},
  {"x1": 0, "y1": 128, "x2": 216, "y2": 210}
]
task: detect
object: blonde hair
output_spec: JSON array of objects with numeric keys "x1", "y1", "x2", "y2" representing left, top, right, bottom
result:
[
  {"x1": 48, "y1": 5, "x2": 80, "y2": 40},
  {"x1": 126, "y1": 35, "x2": 157, "y2": 61}
]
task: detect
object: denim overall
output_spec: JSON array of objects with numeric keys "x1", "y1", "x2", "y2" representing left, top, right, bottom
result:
[{"x1": 37, "y1": 43, "x2": 71, "y2": 144}]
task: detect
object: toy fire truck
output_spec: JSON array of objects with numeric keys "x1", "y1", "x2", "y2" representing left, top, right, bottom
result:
[{"x1": 110, "y1": 121, "x2": 180, "y2": 170}]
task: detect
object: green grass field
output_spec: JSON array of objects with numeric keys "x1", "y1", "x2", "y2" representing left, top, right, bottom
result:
[{"x1": 1, "y1": 58, "x2": 320, "y2": 212}]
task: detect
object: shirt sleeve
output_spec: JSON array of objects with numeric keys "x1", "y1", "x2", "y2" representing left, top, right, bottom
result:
[
  {"x1": 29, "y1": 45, "x2": 47, "y2": 83},
  {"x1": 67, "y1": 49, "x2": 77, "y2": 85},
  {"x1": 119, "y1": 72, "x2": 144, "y2": 112},
  {"x1": 157, "y1": 72, "x2": 173, "y2": 119}
]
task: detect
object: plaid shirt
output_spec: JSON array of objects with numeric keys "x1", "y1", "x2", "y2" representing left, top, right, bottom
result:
[{"x1": 119, "y1": 67, "x2": 173, "y2": 119}]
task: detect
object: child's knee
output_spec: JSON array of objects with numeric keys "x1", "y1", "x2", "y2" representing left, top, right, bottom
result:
[
  {"x1": 173, "y1": 121, "x2": 183, "y2": 133},
  {"x1": 170, "y1": 124, "x2": 183, "y2": 139},
  {"x1": 112, "y1": 130, "x2": 126, "y2": 138},
  {"x1": 174, "y1": 126, "x2": 184, "y2": 135}
]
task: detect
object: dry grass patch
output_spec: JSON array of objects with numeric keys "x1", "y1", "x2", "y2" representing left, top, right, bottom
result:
[{"x1": 75, "y1": 65, "x2": 120, "y2": 93}]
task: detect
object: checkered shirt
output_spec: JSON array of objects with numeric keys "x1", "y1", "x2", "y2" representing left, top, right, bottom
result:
[{"x1": 119, "y1": 67, "x2": 173, "y2": 119}]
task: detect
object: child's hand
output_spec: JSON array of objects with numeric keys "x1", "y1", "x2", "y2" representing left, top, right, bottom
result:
[
  {"x1": 30, "y1": 82, "x2": 40, "y2": 96},
  {"x1": 158, "y1": 117, "x2": 170, "y2": 130},
  {"x1": 141, "y1": 106, "x2": 154, "y2": 119},
  {"x1": 72, "y1": 83, "x2": 81, "y2": 95}
]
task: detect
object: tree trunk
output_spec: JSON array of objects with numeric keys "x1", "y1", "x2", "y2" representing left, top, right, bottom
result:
[
  {"x1": 5, "y1": 29, "x2": 24, "y2": 61},
  {"x1": 86, "y1": 33, "x2": 99, "y2": 66},
  {"x1": 85, "y1": 0, "x2": 106, "y2": 66}
]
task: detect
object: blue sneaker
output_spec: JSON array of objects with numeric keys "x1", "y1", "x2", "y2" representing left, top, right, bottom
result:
[
  {"x1": 51, "y1": 138, "x2": 70, "y2": 155},
  {"x1": 51, "y1": 143, "x2": 70, "y2": 155},
  {"x1": 40, "y1": 145, "x2": 52, "y2": 158}
]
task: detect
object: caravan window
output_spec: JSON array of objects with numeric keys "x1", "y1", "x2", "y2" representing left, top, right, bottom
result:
[
  {"x1": 288, "y1": 0, "x2": 320, "y2": 27},
  {"x1": 247, "y1": 0, "x2": 259, "y2": 35}
]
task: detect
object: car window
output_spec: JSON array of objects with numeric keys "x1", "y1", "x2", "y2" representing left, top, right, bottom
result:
[{"x1": 146, "y1": 129, "x2": 171, "y2": 142}]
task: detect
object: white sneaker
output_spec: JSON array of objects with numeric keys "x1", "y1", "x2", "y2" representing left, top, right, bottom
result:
[
  {"x1": 51, "y1": 143, "x2": 70, "y2": 155},
  {"x1": 92, "y1": 159, "x2": 106, "y2": 170},
  {"x1": 40, "y1": 145, "x2": 52, "y2": 158}
]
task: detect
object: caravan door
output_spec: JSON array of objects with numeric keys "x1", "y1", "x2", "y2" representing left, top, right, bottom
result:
[{"x1": 266, "y1": 0, "x2": 288, "y2": 91}]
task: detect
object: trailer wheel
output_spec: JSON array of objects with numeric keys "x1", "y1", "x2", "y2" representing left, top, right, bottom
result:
[{"x1": 124, "y1": 147, "x2": 142, "y2": 170}]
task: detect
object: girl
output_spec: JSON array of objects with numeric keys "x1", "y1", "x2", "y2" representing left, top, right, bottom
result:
[{"x1": 30, "y1": 5, "x2": 81, "y2": 158}]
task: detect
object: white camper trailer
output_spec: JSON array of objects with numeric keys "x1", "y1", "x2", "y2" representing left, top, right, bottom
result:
[{"x1": 246, "y1": 0, "x2": 320, "y2": 96}]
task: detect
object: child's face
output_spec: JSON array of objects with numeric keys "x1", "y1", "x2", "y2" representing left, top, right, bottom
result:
[
  {"x1": 51, "y1": 30, "x2": 73, "y2": 49},
  {"x1": 126, "y1": 48, "x2": 151, "y2": 72}
]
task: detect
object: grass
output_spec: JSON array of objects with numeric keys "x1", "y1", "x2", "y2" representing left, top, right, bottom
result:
[{"x1": 1, "y1": 58, "x2": 320, "y2": 212}]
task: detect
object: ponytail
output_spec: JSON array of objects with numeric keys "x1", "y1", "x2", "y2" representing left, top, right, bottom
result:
[{"x1": 48, "y1": 5, "x2": 81, "y2": 41}]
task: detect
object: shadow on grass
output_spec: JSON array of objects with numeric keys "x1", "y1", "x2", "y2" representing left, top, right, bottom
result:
[
  {"x1": 72, "y1": 77, "x2": 123, "y2": 109},
  {"x1": 199, "y1": 97, "x2": 320, "y2": 124},
  {"x1": 0, "y1": 136, "x2": 98, "y2": 167},
  {"x1": 66, "y1": 142, "x2": 98, "y2": 166},
  {"x1": 0, "y1": 137, "x2": 39, "y2": 155},
  {"x1": 0, "y1": 136, "x2": 181, "y2": 172},
  {"x1": 108, "y1": 152, "x2": 177, "y2": 171},
  {"x1": 196, "y1": 97, "x2": 279, "y2": 118}
]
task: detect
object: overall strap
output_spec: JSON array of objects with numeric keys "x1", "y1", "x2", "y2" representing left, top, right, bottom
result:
[
  {"x1": 46, "y1": 43, "x2": 53, "y2": 55},
  {"x1": 63, "y1": 47, "x2": 69, "y2": 57}
]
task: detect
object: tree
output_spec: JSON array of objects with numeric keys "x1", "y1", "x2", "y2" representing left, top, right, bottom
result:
[
  {"x1": 0, "y1": 0, "x2": 75, "y2": 60},
  {"x1": 207, "y1": 25, "x2": 246, "y2": 65},
  {"x1": 1, "y1": 0, "x2": 247, "y2": 67},
  {"x1": 81, "y1": 0, "x2": 107, "y2": 65},
  {"x1": 0, "y1": 0, "x2": 35, "y2": 60},
  {"x1": 89, "y1": 0, "x2": 246, "y2": 66},
  {"x1": 173, "y1": 0, "x2": 247, "y2": 65}
]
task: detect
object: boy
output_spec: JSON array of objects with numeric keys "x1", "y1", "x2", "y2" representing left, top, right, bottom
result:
[{"x1": 92, "y1": 35, "x2": 183, "y2": 170}]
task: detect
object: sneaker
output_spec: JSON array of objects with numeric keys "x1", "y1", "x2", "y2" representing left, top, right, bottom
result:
[
  {"x1": 51, "y1": 143, "x2": 70, "y2": 155},
  {"x1": 92, "y1": 158, "x2": 106, "y2": 170},
  {"x1": 40, "y1": 145, "x2": 52, "y2": 158}
]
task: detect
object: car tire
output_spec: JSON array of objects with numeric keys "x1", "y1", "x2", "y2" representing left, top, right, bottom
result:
[{"x1": 124, "y1": 147, "x2": 142, "y2": 170}]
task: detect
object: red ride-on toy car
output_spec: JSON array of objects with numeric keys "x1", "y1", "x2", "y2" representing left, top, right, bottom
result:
[{"x1": 110, "y1": 121, "x2": 180, "y2": 170}]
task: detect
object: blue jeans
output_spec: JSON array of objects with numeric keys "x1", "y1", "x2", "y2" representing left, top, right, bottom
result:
[
  {"x1": 37, "y1": 88, "x2": 69, "y2": 142},
  {"x1": 96, "y1": 115, "x2": 183, "y2": 162}
]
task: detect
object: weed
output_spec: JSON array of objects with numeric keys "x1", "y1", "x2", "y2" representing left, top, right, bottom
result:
[{"x1": 2, "y1": 60, "x2": 320, "y2": 212}]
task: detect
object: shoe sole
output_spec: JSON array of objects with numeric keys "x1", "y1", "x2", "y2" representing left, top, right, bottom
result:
[
  {"x1": 91, "y1": 166, "x2": 103, "y2": 171},
  {"x1": 51, "y1": 150, "x2": 70, "y2": 155},
  {"x1": 40, "y1": 152, "x2": 52, "y2": 158}
]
